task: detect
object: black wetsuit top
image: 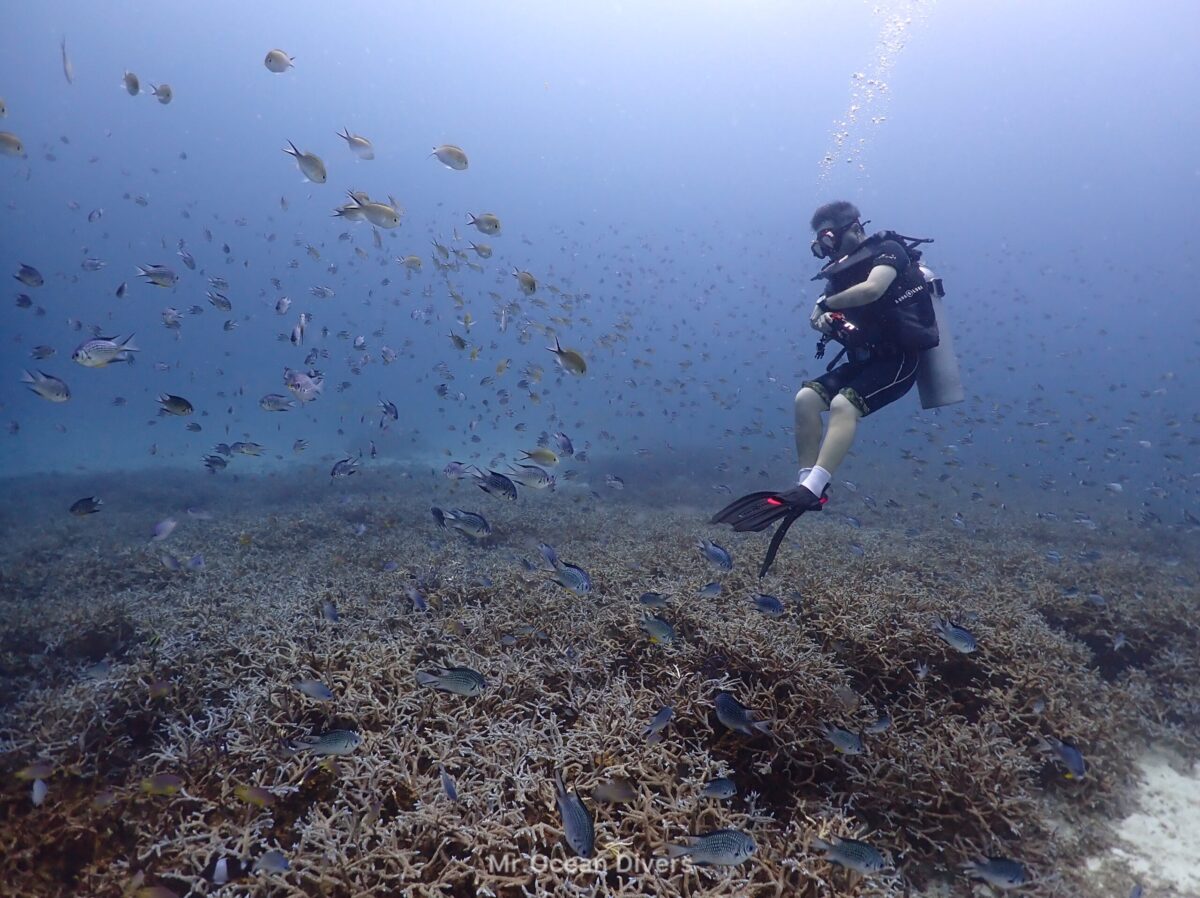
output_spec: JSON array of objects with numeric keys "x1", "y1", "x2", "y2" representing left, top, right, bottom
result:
[{"x1": 823, "y1": 239, "x2": 912, "y2": 349}]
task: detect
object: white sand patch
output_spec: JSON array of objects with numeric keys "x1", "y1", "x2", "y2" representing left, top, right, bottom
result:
[{"x1": 1094, "y1": 751, "x2": 1200, "y2": 897}]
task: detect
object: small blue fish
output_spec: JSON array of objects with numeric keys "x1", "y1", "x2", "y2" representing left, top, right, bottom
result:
[
  {"x1": 552, "y1": 431, "x2": 574, "y2": 457},
  {"x1": 640, "y1": 613, "x2": 675, "y2": 644},
  {"x1": 187, "y1": 554, "x2": 205, "y2": 570},
  {"x1": 933, "y1": 616, "x2": 977, "y2": 653},
  {"x1": 1043, "y1": 735, "x2": 1087, "y2": 779},
  {"x1": 286, "y1": 729, "x2": 361, "y2": 756},
  {"x1": 696, "y1": 539, "x2": 732, "y2": 570},
  {"x1": 469, "y1": 466, "x2": 518, "y2": 501},
  {"x1": 152, "y1": 517, "x2": 177, "y2": 541},
  {"x1": 697, "y1": 581, "x2": 722, "y2": 598},
  {"x1": 416, "y1": 666, "x2": 487, "y2": 697},
  {"x1": 818, "y1": 722, "x2": 864, "y2": 755},
  {"x1": 440, "y1": 767, "x2": 459, "y2": 802},
  {"x1": 701, "y1": 777, "x2": 737, "y2": 799},
  {"x1": 553, "y1": 769, "x2": 594, "y2": 859},
  {"x1": 751, "y1": 593, "x2": 785, "y2": 617},
  {"x1": 864, "y1": 709, "x2": 892, "y2": 734},
  {"x1": 644, "y1": 705, "x2": 674, "y2": 742},
  {"x1": 963, "y1": 856, "x2": 1028, "y2": 890},
  {"x1": 714, "y1": 692, "x2": 770, "y2": 736},
  {"x1": 666, "y1": 829, "x2": 756, "y2": 866},
  {"x1": 813, "y1": 835, "x2": 891, "y2": 875},
  {"x1": 254, "y1": 849, "x2": 289, "y2": 874},
  {"x1": 330, "y1": 456, "x2": 359, "y2": 478},
  {"x1": 295, "y1": 680, "x2": 334, "y2": 701},
  {"x1": 431, "y1": 506, "x2": 491, "y2": 539},
  {"x1": 405, "y1": 586, "x2": 428, "y2": 612},
  {"x1": 538, "y1": 543, "x2": 591, "y2": 594}
]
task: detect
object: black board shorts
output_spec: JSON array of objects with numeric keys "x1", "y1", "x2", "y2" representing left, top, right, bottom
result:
[{"x1": 803, "y1": 347, "x2": 919, "y2": 416}]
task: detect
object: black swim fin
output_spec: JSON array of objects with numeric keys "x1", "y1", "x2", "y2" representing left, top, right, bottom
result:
[
  {"x1": 710, "y1": 485, "x2": 827, "y2": 577},
  {"x1": 710, "y1": 486, "x2": 825, "y2": 533},
  {"x1": 710, "y1": 491, "x2": 786, "y2": 532}
]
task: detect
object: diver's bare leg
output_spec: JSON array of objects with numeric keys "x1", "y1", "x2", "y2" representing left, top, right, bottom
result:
[
  {"x1": 814, "y1": 393, "x2": 861, "y2": 475},
  {"x1": 793, "y1": 386, "x2": 826, "y2": 470}
]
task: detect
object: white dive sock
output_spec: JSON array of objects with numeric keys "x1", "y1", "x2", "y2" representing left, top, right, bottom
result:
[
  {"x1": 796, "y1": 466, "x2": 812, "y2": 485},
  {"x1": 800, "y1": 465, "x2": 832, "y2": 496}
]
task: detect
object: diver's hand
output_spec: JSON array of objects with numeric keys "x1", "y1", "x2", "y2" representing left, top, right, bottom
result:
[{"x1": 810, "y1": 302, "x2": 835, "y2": 335}]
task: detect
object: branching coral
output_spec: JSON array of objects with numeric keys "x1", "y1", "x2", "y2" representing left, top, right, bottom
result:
[{"x1": 0, "y1": 467, "x2": 1195, "y2": 897}]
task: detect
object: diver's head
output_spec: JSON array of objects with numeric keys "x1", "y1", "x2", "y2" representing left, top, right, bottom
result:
[{"x1": 811, "y1": 201, "x2": 865, "y2": 259}]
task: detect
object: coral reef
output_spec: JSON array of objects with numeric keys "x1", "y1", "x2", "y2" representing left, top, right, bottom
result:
[{"x1": 0, "y1": 467, "x2": 1196, "y2": 897}]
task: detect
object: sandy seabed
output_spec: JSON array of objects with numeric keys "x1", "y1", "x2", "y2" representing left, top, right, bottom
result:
[{"x1": 0, "y1": 465, "x2": 1197, "y2": 898}]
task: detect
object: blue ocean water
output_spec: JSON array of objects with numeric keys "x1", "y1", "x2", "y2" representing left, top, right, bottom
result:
[{"x1": 0, "y1": 0, "x2": 1194, "y2": 518}]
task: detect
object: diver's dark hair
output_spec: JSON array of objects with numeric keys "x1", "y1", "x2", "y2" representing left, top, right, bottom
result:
[{"x1": 810, "y1": 201, "x2": 861, "y2": 232}]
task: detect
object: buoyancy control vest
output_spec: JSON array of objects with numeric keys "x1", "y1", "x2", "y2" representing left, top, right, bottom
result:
[{"x1": 813, "y1": 230, "x2": 941, "y2": 353}]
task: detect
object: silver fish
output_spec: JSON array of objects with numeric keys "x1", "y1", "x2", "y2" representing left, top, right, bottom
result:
[
  {"x1": 20, "y1": 369, "x2": 70, "y2": 402},
  {"x1": 696, "y1": 539, "x2": 732, "y2": 570},
  {"x1": 439, "y1": 766, "x2": 459, "y2": 802},
  {"x1": 254, "y1": 849, "x2": 290, "y2": 874},
  {"x1": 207, "y1": 290, "x2": 232, "y2": 312},
  {"x1": 751, "y1": 593, "x2": 785, "y2": 616},
  {"x1": 553, "y1": 770, "x2": 594, "y2": 858},
  {"x1": 666, "y1": 829, "x2": 756, "y2": 866},
  {"x1": 259, "y1": 393, "x2": 295, "y2": 412},
  {"x1": 469, "y1": 466, "x2": 518, "y2": 500},
  {"x1": 962, "y1": 856, "x2": 1028, "y2": 890},
  {"x1": 72, "y1": 334, "x2": 138, "y2": 368},
  {"x1": 330, "y1": 457, "x2": 359, "y2": 478},
  {"x1": 593, "y1": 778, "x2": 637, "y2": 803},
  {"x1": 864, "y1": 709, "x2": 892, "y2": 734},
  {"x1": 640, "y1": 613, "x2": 675, "y2": 645},
  {"x1": 812, "y1": 835, "x2": 891, "y2": 875},
  {"x1": 137, "y1": 263, "x2": 178, "y2": 288},
  {"x1": 506, "y1": 462, "x2": 555, "y2": 490},
  {"x1": 431, "y1": 506, "x2": 491, "y2": 539},
  {"x1": 295, "y1": 680, "x2": 334, "y2": 701},
  {"x1": 818, "y1": 722, "x2": 864, "y2": 755},
  {"x1": 1042, "y1": 735, "x2": 1087, "y2": 779},
  {"x1": 552, "y1": 431, "x2": 574, "y2": 456},
  {"x1": 714, "y1": 692, "x2": 770, "y2": 736},
  {"x1": 415, "y1": 666, "x2": 487, "y2": 697},
  {"x1": 701, "y1": 777, "x2": 737, "y2": 799},
  {"x1": 933, "y1": 616, "x2": 978, "y2": 654},
  {"x1": 14, "y1": 263, "x2": 44, "y2": 286},
  {"x1": 539, "y1": 543, "x2": 591, "y2": 594},
  {"x1": 644, "y1": 705, "x2": 674, "y2": 742},
  {"x1": 287, "y1": 729, "x2": 362, "y2": 756}
]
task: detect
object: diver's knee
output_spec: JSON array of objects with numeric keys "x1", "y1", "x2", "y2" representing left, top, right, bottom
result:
[
  {"x1": 795, "y1": 384, "x2": 828, "y2": 412},
  {"x1": 829, "y1": 393, "x2": 864, "y2": 418}
]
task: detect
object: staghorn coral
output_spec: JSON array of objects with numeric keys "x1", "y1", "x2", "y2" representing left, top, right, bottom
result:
[{"x1": 0, "y1": 466, "x2": 1196, "y2": 897}]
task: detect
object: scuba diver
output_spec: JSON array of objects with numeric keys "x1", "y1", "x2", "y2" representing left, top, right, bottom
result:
[{"x1": 711, "y1": 200, "x2": 962, "y2": 576}]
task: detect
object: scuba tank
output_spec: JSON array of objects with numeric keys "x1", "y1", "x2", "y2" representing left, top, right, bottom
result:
[{"x1": 914, "y1": 263, "x2": 964, "y2": 409}]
